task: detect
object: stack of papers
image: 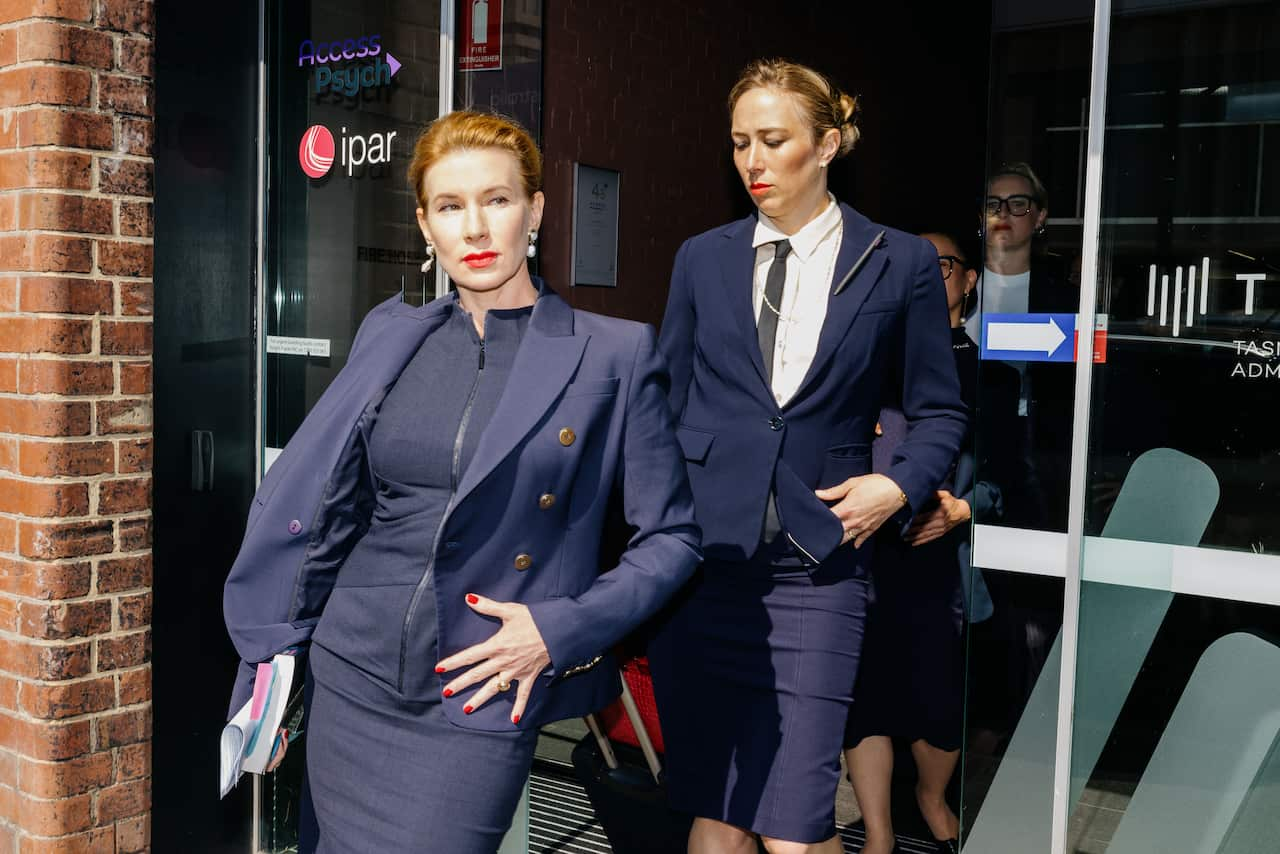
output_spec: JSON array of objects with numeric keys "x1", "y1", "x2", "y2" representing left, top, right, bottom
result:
[{"x1": 219, "y1": 652, "x2": 297, "y2": 798}]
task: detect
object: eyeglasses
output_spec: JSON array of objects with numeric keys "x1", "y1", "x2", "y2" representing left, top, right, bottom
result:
[
  {"x1": 938, "y1": 255, "x2": 967, "y2": 280},
  {"x1": 985, "y1": 194, "x2": 1035, "y2": 217}
]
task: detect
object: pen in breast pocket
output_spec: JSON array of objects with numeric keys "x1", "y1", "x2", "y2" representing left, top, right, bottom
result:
[{"x1": 832, "y1": 230, "x2": 886, "y2": 296}]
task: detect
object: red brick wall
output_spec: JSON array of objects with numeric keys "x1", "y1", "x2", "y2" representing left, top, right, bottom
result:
[{"x1": 0, "y1": 1, "x2": 153, "y2": 850}]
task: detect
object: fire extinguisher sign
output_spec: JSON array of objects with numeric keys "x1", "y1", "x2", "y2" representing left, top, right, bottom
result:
[{"x1": 459, "y1": 0, "x2": 503, "y2": 72}]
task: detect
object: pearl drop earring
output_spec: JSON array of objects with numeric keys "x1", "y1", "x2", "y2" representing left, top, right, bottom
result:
[
  {"x1": 420, "y1": 243, "x2": 435, "y2": 273},
  {"x1": 527, "y1": 231, "x2": 538, "y2": 259}
]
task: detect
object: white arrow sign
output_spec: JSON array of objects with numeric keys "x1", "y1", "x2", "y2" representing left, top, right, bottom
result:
[{"x1": 987, "y1": 317, "x2": 1067, "y2": 355}]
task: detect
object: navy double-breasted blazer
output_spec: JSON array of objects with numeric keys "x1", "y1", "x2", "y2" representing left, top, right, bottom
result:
[
  {"x1": 223, "y1": 282, "x2": 701, "y2": 731},
  {"x1": 659, "y1": 202, "x2": 967, "y2": 570}
]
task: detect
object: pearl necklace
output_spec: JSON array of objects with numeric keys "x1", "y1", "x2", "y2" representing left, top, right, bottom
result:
[{"x1": 759, "y1": 221, "x2": 844, "y2": 325}]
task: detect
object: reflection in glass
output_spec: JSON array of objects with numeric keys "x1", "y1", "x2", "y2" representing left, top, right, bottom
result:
[
  {"x1": 257, "y1": 4, "x2": 545, "y2": 849},
  {"x1": 1070, "y1": 3, "x2": 1280, "y2": 852},
  {"x1": 1086, "y1": 2, "x2": 1280, "y2": 553},
  {"x1": 264, "y1": 0, "x2": 444, "y2": 451},
  {"x1": 260, "y1": 1, "x2": 442, "y2": 849},
  {"x1": 961, "y1": 5, "x2": 1093, "y2": 850}
]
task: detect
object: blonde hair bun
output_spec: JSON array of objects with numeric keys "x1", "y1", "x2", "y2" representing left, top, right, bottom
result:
[{"x1": 837, "y1": 92, "x2": 861, "y2": 156}]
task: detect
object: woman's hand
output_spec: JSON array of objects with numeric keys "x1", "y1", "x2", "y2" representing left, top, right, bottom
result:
[
  {"x1": 435, "y1": 594, "x2": 552, "y2": 724},
  {"x1": 265, "y1": 728, "x2": 289, "y2": 772},
  {"x1": 815, "y1": 473, "x2": 907, "y2": 549},
  {"x1": 904, "y1": 490, "x2": 971, "y2": 546}
]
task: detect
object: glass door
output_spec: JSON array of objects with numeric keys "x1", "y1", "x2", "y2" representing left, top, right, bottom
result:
[
  {"x1": 258, "y1": 1, "x2": 444, "y2": 850},
  {"x1": 255, "y1": 2, "x2": 545, "y2": 849},
  {"x1": 1066, "y1": 2, "x2": 1280, "y2": 852},
  {"x1": 262, "y1": 0, "x2": 442, "y2": 457},
  {"x1": 959, "y1": 3, "x2": 1098, "y2": 849}
]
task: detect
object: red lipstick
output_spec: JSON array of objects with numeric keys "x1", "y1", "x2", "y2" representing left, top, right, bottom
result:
[
  {"x1": 462, "y1": 251, "x2": 498, "y2": 269},
  {"x1": 749, "y1": 182, "x2": 772, "y2": 195}
]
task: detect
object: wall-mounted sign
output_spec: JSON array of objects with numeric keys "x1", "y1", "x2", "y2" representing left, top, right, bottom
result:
[
  {"x1": 571, "y1": 163, "x2": 620, "y2": 288},
  {"x1": 298, "y1": 125, "x2": 398, "y2": 178},
  {"x1": 459, "y1": 0, "x2": 503, "y2": 72},
  {"x1": 981, "y1": 313, "x2": 1077, "y2": 362}
]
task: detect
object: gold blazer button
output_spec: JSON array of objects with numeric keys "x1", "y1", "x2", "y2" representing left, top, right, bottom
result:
[
  {"x1": 558, "y1": 428, "x2": 576, "y2": 446},
  {"x1": 514, "y1": 553, "x2": 533, "y2": 571},
  {"x1": 538, "y1": 493, "x2": 556, "y2": 510}
]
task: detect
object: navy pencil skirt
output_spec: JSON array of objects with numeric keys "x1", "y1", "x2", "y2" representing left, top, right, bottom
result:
[
  {"x1": 650, "y1": 556, "x2": 870, "y2": 843},
  {"x1": 843, "y1": 532, "x2": 965, "y2": 753},
  {"x1": 299, "y1": 645, "x2": 538, "y2": 854}
]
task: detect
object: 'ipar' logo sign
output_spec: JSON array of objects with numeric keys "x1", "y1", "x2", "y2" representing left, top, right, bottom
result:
[{"x1": 298, "y1": 125, "x2": 397, "y2": 179}]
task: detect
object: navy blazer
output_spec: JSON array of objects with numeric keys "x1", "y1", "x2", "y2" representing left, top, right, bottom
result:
[
  {"x1": 223, "y1": 283, "x2": 701, "y2": 732},
  {"x1": 659, "y1": 202, "x2": 967, "y2": 569}
]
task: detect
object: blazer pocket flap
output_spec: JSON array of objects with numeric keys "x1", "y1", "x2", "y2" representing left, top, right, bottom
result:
[
  {"x1": 826, "y1": 441, "x2": 871, "y2": 459},
  {"x1": 859, "y1": 298, "x2": 900, "y2": 315},
  {"x1": 563, "y1": 376, "x2": 621, "y2": 398},
  {"x1": 675, "y1": 425, "x2": 715, "y2": 463},
  {"x1": 819, "y1": 451, "x2": 872, "y2": 489}
]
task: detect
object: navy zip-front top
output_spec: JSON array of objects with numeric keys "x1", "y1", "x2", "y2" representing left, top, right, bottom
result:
[{"x1": 310, "y1": 299, "x2": 533, "y2": 698}]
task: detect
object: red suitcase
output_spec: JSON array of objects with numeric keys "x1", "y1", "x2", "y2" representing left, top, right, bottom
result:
[{"x1": 596, "y1": 655, "x2": 665, "y2": 754}]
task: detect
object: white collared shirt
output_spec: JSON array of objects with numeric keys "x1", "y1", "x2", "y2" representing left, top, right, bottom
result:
[{"x1": 752, "y1": 194, "x2": 844, "y2": 407}]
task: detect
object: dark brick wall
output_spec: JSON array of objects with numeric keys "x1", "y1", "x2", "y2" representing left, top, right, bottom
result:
[{"x1": 541, "y1": 0, "x2": 991, "y2": 326}]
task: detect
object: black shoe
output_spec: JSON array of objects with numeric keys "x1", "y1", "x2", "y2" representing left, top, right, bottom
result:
[{"x1": 933, "y1": 839, "x2": 959, "y2": 854}]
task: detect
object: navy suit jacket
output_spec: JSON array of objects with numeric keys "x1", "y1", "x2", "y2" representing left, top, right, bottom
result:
[
  {"x1": 223, "y1": 282, "x2": 701, "y2": 731},
  {"x1": 659, "y1": 202, "x2": 967, "y2": 570}
]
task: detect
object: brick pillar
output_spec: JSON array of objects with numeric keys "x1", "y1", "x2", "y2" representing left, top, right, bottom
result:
[{"x1": 0, "y1": 1, "x2": 153, "y2": 851}]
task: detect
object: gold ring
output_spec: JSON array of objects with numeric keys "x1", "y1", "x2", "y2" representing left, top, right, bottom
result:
[{"x1": 496, "y1": 679, "x2": 511, "y2": 692}]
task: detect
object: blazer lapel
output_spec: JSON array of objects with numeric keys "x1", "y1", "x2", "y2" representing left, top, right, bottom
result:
[
  {"x1": 718, "y1": 215, "x2": 772, "y2": 392},
  {"x1": 452, "y1": 288, "x2": 587, "y2": 507},
  {"x1": 790, "y1": 204, "x2": 890, "y2": 401}
]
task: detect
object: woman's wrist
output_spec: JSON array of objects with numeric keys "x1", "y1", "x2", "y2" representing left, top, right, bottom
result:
[{"x1": 879, "y1": 475, "x2": 908, "y2": 508}]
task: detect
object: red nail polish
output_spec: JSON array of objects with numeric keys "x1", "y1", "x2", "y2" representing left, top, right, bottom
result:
[
  {"x1": 443, "y1": 688, "x2": 453, "y2": 698},
  {"x1": 466, "y1": 593, "x2": 479, "y2": 605},
  {"x1": 435, "y1": 665, "x2": 446, "y2": 674},
  {"x1": 463, "y1": 705, "x2": 474, "y2": 714},
  {"x1": 512, "y1": 714, "x2": 521, "y2": 725}
]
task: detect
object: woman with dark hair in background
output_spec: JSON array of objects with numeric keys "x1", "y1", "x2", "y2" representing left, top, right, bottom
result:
[
  {"x1": 843, "y1": 230, "x2": 1018, "y2": 854},
  {"x1": 651, "y1": 59, "x2": 967, "y2": 854}
]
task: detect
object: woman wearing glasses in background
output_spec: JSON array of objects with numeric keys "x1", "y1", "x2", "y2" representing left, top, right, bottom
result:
[
  {"x1": 843, "y1": 231, "x2": 1019, "y2": 854},
  {"x1": 961, "y1": 162, "x2": 1076, "y2": 530},
  {"x1": 962, "y1": 163, "x2": 1051, "y2": 346},
  {"x1": 959, "y1": 163, "x2": 1078, "y2": 760}
]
